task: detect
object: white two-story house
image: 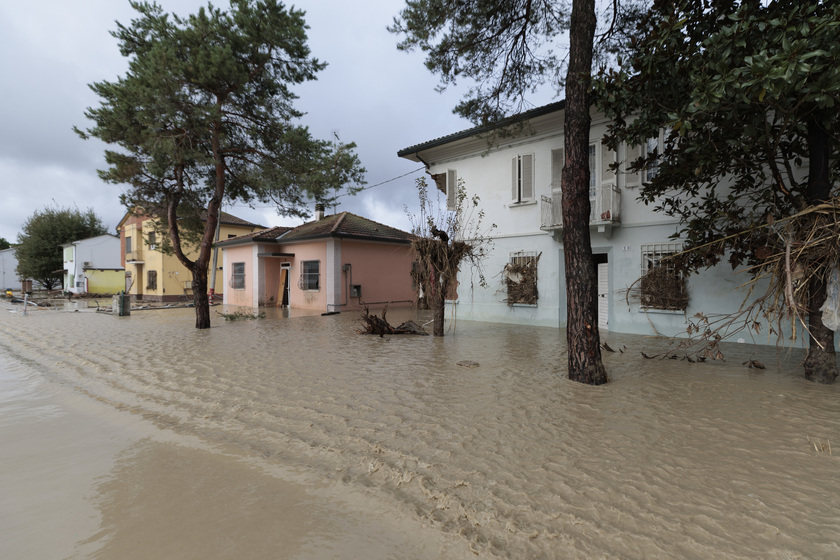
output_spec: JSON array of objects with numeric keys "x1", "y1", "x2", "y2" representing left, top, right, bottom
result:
[
  {"x1": 398, "y1": 101, "x2": 756, "y2": 339},
  {"x1": 61, "y1": 234, "x2": 125, "y2": 295}
]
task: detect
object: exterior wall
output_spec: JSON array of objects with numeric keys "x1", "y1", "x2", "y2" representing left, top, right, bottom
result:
[
  {"x1": 221, "y1": 237, "x2": 415, "y2": 313},
  {"x1": 284, "y1": 242, "x2": 328, "y2": 311},
  {"x1": 222, "y1": 244, "x2": 258, "y2": 307},
  {"x1": 63, "y1": 235, "x2": 123, "y2": 294},
  {"x1": 339, "y1": 240, "x2": 416, "y2": 310},
  {"x1": 83, "y1": 269, "x2": 126, "y2": 294},
  {"x1": 421, "y1": 108, "x2": 788, "y2": 344},
  {"x1": 120, "y1": 215, "x2": 260, "y2": 302},
  {"x1": 0, "y1": 248, "x2": 21, "y2": 291}
]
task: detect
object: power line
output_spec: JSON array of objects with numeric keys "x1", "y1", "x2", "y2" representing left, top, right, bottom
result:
[
  {"x1": 334, "y1": 166, "x2": 425, "y2": 199},
  {"x1": 226, "y1": 166, "x2": 426, "y2": 210}
]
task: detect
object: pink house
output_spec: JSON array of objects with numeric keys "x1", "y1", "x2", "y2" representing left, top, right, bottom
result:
[{"x1": 218, "y1": 210, "x2": 417, "y2": 312}]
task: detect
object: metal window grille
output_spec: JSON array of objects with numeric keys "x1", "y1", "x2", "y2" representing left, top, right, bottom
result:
[
  {"x1": 505, "y1": 251, "x2": 539, "y2": 305},
  {"x1": 299, "y1": 260, "x2": 320, "y2": 291},
  {"x1": 230, "y1": 262, "x2": 245, "y2": 289},
  {"x1": 146, "y1": 270, "x2": 157, "y2": 290},
  {"x1": 641, "y1": 243, "x2": 682, "y2": 276},
  {"x1": 640, "y1": 242, "x2": 687, "y2": 310}
]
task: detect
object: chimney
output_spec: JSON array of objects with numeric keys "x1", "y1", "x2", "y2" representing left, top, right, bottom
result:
[{"x1": 315, "y1": 203, "x2": 325, "y2": 221}]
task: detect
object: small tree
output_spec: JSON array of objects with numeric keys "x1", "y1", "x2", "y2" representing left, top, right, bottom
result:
[
  {"x1": 0, "y1": 238, "x2": 10, "y2": 250},
  {"x1": 79, "y1": 0, "x2": 365, "y2": 329},
  {"x1": 407, "y1": 177, "x2": 494, "y2": 336},
  {"x1": 16, "y1": 207, "x2": 108, "y2": 291}
]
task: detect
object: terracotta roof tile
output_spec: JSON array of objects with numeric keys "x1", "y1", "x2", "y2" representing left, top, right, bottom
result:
[{"x1": 280, "y1": 212, "x2": 414, "y2": 244}]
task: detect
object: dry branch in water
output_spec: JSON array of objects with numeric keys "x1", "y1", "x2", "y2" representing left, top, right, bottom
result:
[{"x1": 356, "y1": 306, "x2": 428, "y2": 336}]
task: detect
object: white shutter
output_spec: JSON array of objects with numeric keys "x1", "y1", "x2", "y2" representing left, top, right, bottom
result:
[
  {"x1": 521, "y1": 154, "x2": 534, "y2": 201},
  {"x1": 446, "y1": 169, "x2": 457, "y2": 210},
  {"x1": 551, "y1": 148, "x2": 564, "y2": 191},
  {"x1": 601, "y1": 143, "x2": 616, "y2": 185},
  {"x1": 511, "y1": 156, "x2": 519, "y2": 202},
  {"x1": 624, "y1": 143, "x2": 642, "y2": 188}
]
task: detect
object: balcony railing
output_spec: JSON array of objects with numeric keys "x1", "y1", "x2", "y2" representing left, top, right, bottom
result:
[
  {"x1": 540, "y1": 185, "x2": 621, "y2": 232},
  {"x1": 125, "y1": 247, "x2": 144, "y2": 262}
]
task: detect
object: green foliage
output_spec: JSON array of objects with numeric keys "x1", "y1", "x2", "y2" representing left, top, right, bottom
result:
[
  {"x1": 78, "y1": 0, "x2": 366, "y2": 327},
  {"x1": 598, "y1": 0, "x2": 840, "y2": 272},
  {"x1": 390, "y1": 0, "x2": 646, "y2": 124},
  {"x1": 0, "y1": 237, "x2": 10, "y2": 250},
  {"x1": 15, "y1": 207, "x2": 108, "y2": 291},
  {"x1": 78, "y1": 0, "x2": 365, "y2": 253}
]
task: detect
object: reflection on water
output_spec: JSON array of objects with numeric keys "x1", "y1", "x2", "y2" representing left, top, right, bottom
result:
[{"x1": 1, "y1": 304, "x2": 839, "y2": 559}]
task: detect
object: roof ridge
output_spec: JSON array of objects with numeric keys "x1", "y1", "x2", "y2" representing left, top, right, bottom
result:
[{"x1": 331, "y1": 212, "x2": 348, "y2": 234}]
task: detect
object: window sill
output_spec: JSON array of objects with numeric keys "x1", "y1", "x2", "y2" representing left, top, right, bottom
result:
[
  {"x1": 639, "y1": 307, "x2": 685, "y2": 315},
  {"x1": 509, "y1": 303, "x2": 538, "y2": 308},
  {"x1": 509, "y1": 200, "x2": 537, "y2": 208}
]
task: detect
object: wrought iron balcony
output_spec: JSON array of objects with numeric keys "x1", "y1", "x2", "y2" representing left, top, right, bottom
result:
[{"x1": 540, "y1": 185, "x2": 621, "y2": 236}]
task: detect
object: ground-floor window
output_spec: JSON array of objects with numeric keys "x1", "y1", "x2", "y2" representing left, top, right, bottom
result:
[
  {"x1": 504, "y1": 251, "x2": 540, "y2": 306},
  {"x1": 299, "y1": 260, "x2": 320, "y2": 291},
  {"x1": 640, "y1": 242, "x2": 687, "y2": 310},
  {"x1": 231, "y1": 262, "x2": 246, "y2": 289},
  {"x1": 146, "y1": 270, "x2": 157, "y2": 290}
]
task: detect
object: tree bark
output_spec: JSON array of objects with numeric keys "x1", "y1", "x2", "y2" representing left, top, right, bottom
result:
[
  {"x1": 803, "y1": 118, "x2": 837, "y2": 383},
  {"x1": 432, "y1": 271, "x2": 447, "y2": 337},
  {"x1": 192, "y1": 264, "x2": 211, "y2": 329},
  {"x1": 562, "y1": 0, "x2": 607, "y2": 385}
]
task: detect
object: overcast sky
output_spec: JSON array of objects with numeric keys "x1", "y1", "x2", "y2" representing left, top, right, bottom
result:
[{"x1": 0, "y1": 0, "x2": 542, "y2": 243}]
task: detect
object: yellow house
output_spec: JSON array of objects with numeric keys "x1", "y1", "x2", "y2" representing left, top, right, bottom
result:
[{"x1": 117, "y1": 210, "x2": 264, "y2": 302}]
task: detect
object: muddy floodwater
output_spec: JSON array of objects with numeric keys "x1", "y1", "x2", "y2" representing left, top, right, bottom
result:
[{"x1": 1, "y1": 303, "x2": 839, "y2": 559}]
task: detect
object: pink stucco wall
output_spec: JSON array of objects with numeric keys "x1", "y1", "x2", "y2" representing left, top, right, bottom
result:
[
  {"x1": 224, "y1": 245, "x2": 254, "y2": 307},
  {"x1": 222, "y1": 238, "x2": 415, "y2": 312},
  {"x1": 282, "y1": 242, "x2": 327, "y2": 311},
  {"x1": 339, "y1": 240, "x2": 414, "y2": 310}
]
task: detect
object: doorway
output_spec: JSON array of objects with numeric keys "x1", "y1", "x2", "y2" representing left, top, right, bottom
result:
[{"x1": 593, "y1": 254, "x2": 609, "y2": 331}]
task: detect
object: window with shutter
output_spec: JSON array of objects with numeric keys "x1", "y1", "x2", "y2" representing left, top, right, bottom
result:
[
  {"x1": 624, "y1": 143, "x2": 643, "y2": 188},
  {"x1": 446, "y1": 169, "x2": 457, "y2": 211},
  {"x1": 511, "y1": 154, "x2": 535, "y2": 203},
  {"x1": 601, "y1": 143, "x2": 616, "y2": 185},
  {"x1": 551, "y1": 147, "x2": 563, "y2": 192}
]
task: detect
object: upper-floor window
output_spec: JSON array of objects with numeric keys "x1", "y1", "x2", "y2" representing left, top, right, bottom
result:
[
  {"x1": 299, "y1": 260, "x2": 320, "y2": 291},
  {"x1": 125, "y1": 236, "x2": 132, "y2": 254},
  {"x1": 147, "y1": 231, "x2": 156, "y2": 249},
  {"x1": 551, "y1": 147, "x2": 563, "y2": 191},
  {"x1": 511, "y1": 154, "x2": 534, "y2": 204},
  {"x1": 231, "y1": 262, "x2": 245, "y2": 289}
]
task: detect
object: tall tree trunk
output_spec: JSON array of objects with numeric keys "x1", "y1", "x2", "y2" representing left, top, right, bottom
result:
[
  {"x1": 562, "y1": 0, "x2": 607, "y2": 385},
  {"x1": 192, "y1": 264, "x2": 211, "y2": 329},
  {"x1": 432, "y1": 271, "x2": 447, "y2": 337},
  {"x1": 803, "y1": 118, "x2": 837, "y2": 383}
]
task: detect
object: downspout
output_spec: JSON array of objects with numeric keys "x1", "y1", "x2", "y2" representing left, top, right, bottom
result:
[{"x1": 208, "y1": 205, "x2": 222, "y2": 301}]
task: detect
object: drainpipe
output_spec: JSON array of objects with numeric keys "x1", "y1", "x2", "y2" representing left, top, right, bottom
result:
[{"x1": 208, "y1": 205, "x2": 222, "y2": 301}]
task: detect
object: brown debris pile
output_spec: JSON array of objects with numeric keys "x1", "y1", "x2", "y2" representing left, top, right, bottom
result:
[
  {"x1": 634, "y1": 266, "x2": 688, "y2": 311},
  {"x1": 503, "y1": 254, "x2": 540, "y2": 306},
  {"x1": 356, "y1": 306, "x2": 428, "y2": 337}
]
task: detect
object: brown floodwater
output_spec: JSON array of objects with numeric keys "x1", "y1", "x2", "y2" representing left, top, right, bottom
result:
[{"x1": 1, "y1": 302, "x2": 838, "y2": 559}]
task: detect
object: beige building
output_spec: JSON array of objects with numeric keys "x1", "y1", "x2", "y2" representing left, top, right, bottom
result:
[{"x1": 117, "y1": 211, "x2": 263, "y2": 302}]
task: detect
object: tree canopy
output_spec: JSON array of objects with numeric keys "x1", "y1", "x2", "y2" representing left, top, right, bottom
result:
[
  {"x1": 598, "y1": 0, "x2": 840, "y2": 382},
  {"x1": 390, "y1": 0, "x2": 644, "y2": 124},
  {"x1": 16, "y1": 207, "x2": 108, "y2": 291},
  {"x1": 0, "y1": 238, "x2": 10, "y2": 250},
  {"x1": 79, "y1": 0, "x2": 365, "y2": 328},
  {"x1": 392, "y1": 0, "x2": 636, "y2": 383}
]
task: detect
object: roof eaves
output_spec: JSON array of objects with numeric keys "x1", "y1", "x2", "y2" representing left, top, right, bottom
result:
[{"x1": 397, "y1": 100, "x2": 566, "y2": 157}]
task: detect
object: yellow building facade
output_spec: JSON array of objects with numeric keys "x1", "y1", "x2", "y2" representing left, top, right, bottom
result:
[{"x1": 117, "y1": 211, "x2": 263, "y2": 302}]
